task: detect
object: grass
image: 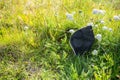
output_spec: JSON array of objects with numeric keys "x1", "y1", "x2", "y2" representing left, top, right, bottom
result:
[{"x1": 0, "y1": 0, "x2": 120, "y2": 80}]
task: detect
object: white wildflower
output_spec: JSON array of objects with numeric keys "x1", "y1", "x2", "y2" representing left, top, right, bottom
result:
[
  {"x1": 87, "y1": 22, "x2": 94, "y2": 26},
  {"x1": 91, "y1": 64, "x2": 95, "y2": 67},
  {"x1": 95, "y1": 34, "x2": 102, "y2": 42},
  {"x1": 108, "y1": 28, "x2": 112, "y2": 32},
  {"x1": 92, "y1": 9, "x2": 99, "y2": 14},
  {"x1": 100, "y1": 20, "x2": 105, "y2": 24},
  {"x1": 66, "y1": 12, "x2": 74, "y2": 21},
  {"x1": 102, "y1": 26, "x2": 108, "y2": 30},
  {"x1": 69, "y1": 29, "x2": 75, "y2": 34},
  {"x1": 24, "y1": 26, "x2": 29, "y2": 30},
  {"x1": 92, "y1": 9, "x2": 105, "y2": 15},
  {"x1": 113, "y1": 15, "x2": 120, "y2": 20},
  {"x1": 94, "y1": 25, "x2": 98, "y2": 28},
  {"x1": 92, "y1": 50, "x2": 98, "y2": 55},
  {"x1": 99, "y1": 10, "x2": 106, "y2": 15}
]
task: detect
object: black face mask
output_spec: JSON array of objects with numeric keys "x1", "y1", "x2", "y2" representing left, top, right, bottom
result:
[{"x1": 70, "y1": 26, "x2": 95, "y2": 55}]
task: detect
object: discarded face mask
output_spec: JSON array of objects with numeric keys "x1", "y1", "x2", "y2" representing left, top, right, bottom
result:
[{"x1": 70, "y1": 26, "x2": 95, "y2": 55}]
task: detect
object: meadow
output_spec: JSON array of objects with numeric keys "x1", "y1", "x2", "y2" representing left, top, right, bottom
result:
[{"x1": 0, "y1": 0, "x2": 120, "y2": 80}]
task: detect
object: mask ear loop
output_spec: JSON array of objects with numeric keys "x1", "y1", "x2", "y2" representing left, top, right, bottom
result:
[
  {"x1": 69, "y1": 37, "x2": 77, "y2": 55},
  {"x1": 69, "y1": 29, "x2": 82, "y2": 55}
]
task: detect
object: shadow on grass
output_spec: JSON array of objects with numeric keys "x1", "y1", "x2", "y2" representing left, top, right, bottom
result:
[{"x1": 0, "y1": 44, "x2": 23, "y2": 62}]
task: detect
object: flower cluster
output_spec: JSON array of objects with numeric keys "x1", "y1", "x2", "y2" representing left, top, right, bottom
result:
[
  {"x1": 66, "y1": 12, "x2": 75, "y2": 21},
  {"x1": 92, "y1": 9, "x2": 106, "y2": 15},
  {"x1": 65, "y1": 9, "x2": 115, "y2": 56},
  {"x1": 113, "y1": 15, "x2": 120, "y2": 21},
  {"x1": 102, "y1": 26, "x2": 112, "y2": 31}
]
